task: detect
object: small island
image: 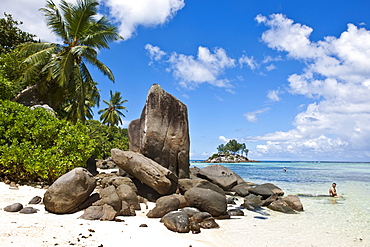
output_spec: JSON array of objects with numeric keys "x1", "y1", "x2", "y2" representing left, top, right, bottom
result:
[{"x1": 204, "y1": 139, "x2": 259, "y2": 163}]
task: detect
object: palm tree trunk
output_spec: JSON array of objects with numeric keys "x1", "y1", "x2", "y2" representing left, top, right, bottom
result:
[{"x1": 12, "y1": 84, "x2": 39, "y2": 102}]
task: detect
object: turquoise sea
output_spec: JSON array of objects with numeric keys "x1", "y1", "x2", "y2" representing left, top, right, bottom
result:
[{"x1": 190, "y1": 161, "x2": 370, "y2": 246}]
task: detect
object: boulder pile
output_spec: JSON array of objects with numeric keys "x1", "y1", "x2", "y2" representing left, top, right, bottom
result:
[{"x1": 2, "y1": 84, "x2": 304, "y2": 235}]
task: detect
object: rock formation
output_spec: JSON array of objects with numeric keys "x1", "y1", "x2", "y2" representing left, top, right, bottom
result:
[
  {"x1": 128, "y1": 84, "x2": 190, "y2": 179},
  {"x1": 111, "y1": 149, "x2": 178, "y2": 195},
  {"x1": 43, "y1": 167, "x2": 96, "y2": 214}
]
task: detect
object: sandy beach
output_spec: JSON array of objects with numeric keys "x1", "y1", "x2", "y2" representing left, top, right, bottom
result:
[{"x1": 1, "y1": 181, "x2": 368, "y2": 247}]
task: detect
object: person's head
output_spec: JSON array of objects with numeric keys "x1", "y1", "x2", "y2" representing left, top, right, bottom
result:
[{"x1": 332, "y1": 183, "x2": 336, "y2": 187}]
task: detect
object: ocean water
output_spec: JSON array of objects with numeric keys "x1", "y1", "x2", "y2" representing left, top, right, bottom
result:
[{"x1": 190, "y1": 161, "x2": 370, "y2": 246}]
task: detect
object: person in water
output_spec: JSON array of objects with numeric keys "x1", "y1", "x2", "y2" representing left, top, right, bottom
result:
[{"x1": 329, "y1": 183, "x2": 341, "y2": 197}]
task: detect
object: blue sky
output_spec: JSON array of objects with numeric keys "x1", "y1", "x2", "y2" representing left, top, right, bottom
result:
[{"x1": 2, "y1": 0, "x2": 370, "y2": 161}]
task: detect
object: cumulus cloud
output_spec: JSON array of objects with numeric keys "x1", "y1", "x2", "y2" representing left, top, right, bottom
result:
[
  {"x1": 102, "y1": 0, "x2": 185, "y2": 39},
  {"x1": 145, "y1": 44, "x2": 167, "y2": 64},
  {"x1": 267, "y1": 90, "x2": 281, "y2": 101},
  {"x1": 239, "y1": 55, "x2": 258, "y2": 69},
  {"x1": 244, "y1": 108, "x2": 270, "y2": 123},
  {"x1": 2, "y1": 0, "x2": 184, "y2": 42},
  {"x1": 146, "y1": 45, "x2": 236, "y2": 89},
  {"x1": 218, "y1": 136, "x2": 230, "y2": 143},
  {"x1": 251, "y1": 14, "x2": 370, "y2": 160},
  {"x1": 1, "y1": 0, "x2": 62, "y2": 42}
]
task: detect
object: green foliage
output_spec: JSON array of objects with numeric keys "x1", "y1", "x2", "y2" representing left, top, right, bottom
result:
[
  {"x1": 0, "y1": 74, "x2": 16, "y2": 100},
  {"x1": 20, "y1": 0, "x2": 123, "y2": 123},
  {"x1": 0, "y1": 100, "x2": 96, "y2": 184},
  {"x1": 0, "y1": 13, "x2": 36, "y2": 54},
  {"x1": 217, "y1": 139, "x2": 248, "y2": 156},
  {"x1": 98, "y1": 90, "x2": 128, "y2": 127},
  {"x1": 86, "y1": 120, "x2": 129, "y2": 159}
]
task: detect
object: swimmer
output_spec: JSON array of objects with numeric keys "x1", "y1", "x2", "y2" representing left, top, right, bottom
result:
[{"x1": 329, "y1": 183, "x2": 341, "y2": 197}]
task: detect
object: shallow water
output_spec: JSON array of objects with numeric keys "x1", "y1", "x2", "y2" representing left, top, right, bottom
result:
[{"x1": 191, "y1": 161, "x2": 370, "y2": 246}]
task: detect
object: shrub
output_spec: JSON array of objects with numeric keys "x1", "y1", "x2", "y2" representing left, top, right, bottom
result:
[
  {"x1": 0, "y1": 100, "x2": 96, "y2": 184},
  {"x1": 86, "y1": 120, "x2": 129, "y2": 159}
]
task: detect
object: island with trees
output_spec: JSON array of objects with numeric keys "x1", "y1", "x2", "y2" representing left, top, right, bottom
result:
[{"x1": 204, "y1": 139, "x2": 259, "y2": 163}]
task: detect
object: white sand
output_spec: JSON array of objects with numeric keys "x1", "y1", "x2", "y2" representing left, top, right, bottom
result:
[{"x1": 0, "y1": 182, "x2": 368, "y2": 247}]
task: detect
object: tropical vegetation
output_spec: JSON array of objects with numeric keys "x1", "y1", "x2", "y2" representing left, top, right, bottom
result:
[
  {"x1": 217, "y1": 139, "x2": 249, "y2": 157},
  {"x1": 0, "y1": 0, "x2": 129, "y2": 184}
]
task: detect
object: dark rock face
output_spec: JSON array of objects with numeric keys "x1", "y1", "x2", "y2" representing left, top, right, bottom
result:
[
  {"x1": 190, "y1": 212, "x2": 219, "y2": 229},
  {"x1": 28, "y1": 196, "x2": 42, "y2": 204},
  {"x1": 96, "y1": 185, "x2": 122, "y2": 212},
  {"x1": 3, "y1": 203, "x2": 23, "y2": 212},
  {"x1": 43, "y1": 168, "x2": 96, "y2": 214},
  {"x1": 248, "y1": 183, "x2": 284, "y2": 198},
  {"x1": 128, "y1": 84, "x2": 190, "y2": 179},
  {"x1": 19, "y1": 207, "x2": 39, "y2": 214},
  {"x1": 180, "y1": 207, "x2": 201, "y2": 217},
  {"x1": 230, "y1": 182, "x2": 251, "y2": 197},
  {"x1": 86, "y1": 156, "x2": 98, "y2": 176},
  {"x1": 178, "y1": 178, "x2": 225, "y2": 196},
  {"x1": 147, "y1": 195, "x2": 180, "y2": 218},
  {"x1": 282, "y1": 195, "x2": 304, "y2": 211},
  {"x1": 111, "y1": 149, "x2": 178, "y2": 195},
  {"x1": 116, "y1": 184, "x2": 140, "y2": 210},
  {"x1": 227, "y1": 208, "x2": 244, "y2": 216},
  {"x1": 160, "y1": 211, "x2": 190, "y2": 233},
  {"x1": 79, "y1": 204, "x2": 117, "y2": 221},
  {"x1": 197, "y1": 164, "x2": 242, "y2": 191},
  {"x1": 184, "y1": 187, "x2": 227, "y2": 217}
]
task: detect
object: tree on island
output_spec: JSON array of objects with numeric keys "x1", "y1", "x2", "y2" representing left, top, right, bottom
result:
[{"x1": 217, "y1": 139, "x2": 249, "y2": 157}]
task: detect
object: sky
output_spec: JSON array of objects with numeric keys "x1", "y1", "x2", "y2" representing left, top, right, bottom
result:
[{"x1": 2, "y1": 0, "x2": 370, "y2": 162}]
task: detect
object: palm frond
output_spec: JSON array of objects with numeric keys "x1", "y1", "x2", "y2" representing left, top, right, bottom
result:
[{"x1": 40, "y1": 0, "x2": 70, "y2": 41}]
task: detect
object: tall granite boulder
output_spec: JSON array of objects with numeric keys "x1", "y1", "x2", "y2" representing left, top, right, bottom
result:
[
  {"x1": 43, "y1": 168, "x2": 96, "y2": 214},
  {"x1": 128, "y1": 84, "x2": 190, "y2": 179},
  {"x1": 111, "y1": 149, "x2": 178, "y2": 195}
]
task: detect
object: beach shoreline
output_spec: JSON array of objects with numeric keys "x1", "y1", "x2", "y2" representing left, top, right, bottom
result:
[{"x1": 1, "y1": 179, "x2": 368, "y2": 247}]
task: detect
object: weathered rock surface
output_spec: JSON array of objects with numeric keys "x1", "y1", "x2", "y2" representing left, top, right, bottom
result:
[
  {"x1": 147, "y1": 195, "x2": 180, "y2": 218},
  {"x1": 282, "y1": 195, "x2": 304, "y2": 211},
  {"x1": 267, "y1": 198, "x2": 296, "y2": 214},
  {"x1": 184, "y1": 187, "x2": 227, "y2": 217},
  {"x1": 79, "y1": 204, "x2": 117, "y2": 221},
  {"x1": 111, "y1": 149, "x2": 178, "y2": 195},
  {"x1": 178, "y1": 178, "x2": 225, "y2": 196},
  {"x1": 116, "y1": 184, "x2": 140, "y2": 210},
  {"x1": 96, "y1": 185, "x2": 121, "y2": 212},
  {"x1": 128, "y1": 84, "x2": 190, "y2": 179},
  {"x1": 230, "y1": 182, "x2": 251, "y2": 197},
  {"x1": 19, "y1": 207, "x2": 39, "y2": 214},
  {"x1": 3, "y1": 203, "x2": 23, "y2": 212},
  {"x1": 197, "y1": 164, "x2": 243, "y2": 191},
  {"x1": 28, "y1": 196, "x2": 42, "y2": 204},
  {"x1": 160, "y1": 211, "x2": 190, "y2": 233},
  {"x1": 227, "y1": 208, "x2": 244, "y2": 216},
  {"x1": 43, "y1": 167, "x2": 96, "y2": 214},
  {"x1": 190, "y1": 212, "x2": 219, "y2": 229},
  {"x1": 248, "y1": 183, "x2": 284, "y2": 198}
]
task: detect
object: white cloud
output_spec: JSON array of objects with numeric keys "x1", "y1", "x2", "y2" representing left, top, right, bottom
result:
[
  {"x1": 147, "y1": 45, "x2": 236, "y2": 89},
  {"x1": 239, "y1": 55, "x2": 258, "y2": 69},
  {"x1": 1, "y1": 0, "x2": 62, "y2": 43},
  {"x1": 218, "y1": 136, "x2": 230, "y2": 143},
  {"x1": 2, "y1": 0, "x2": 184, "y2": 42},
  {"x1": 267, "y1": 90, "x2": 280, "y2": 101},
  {"x1": 145, "y1": 44, "x2": 166, "y2": 64},
  {"x1": 265, "y1": 64, "x2": 276, "y2": 71},
  {"x1": 251, "y1": 14, "x2": 370, "y2": 160},
  {"x1": 244, "y1": 108, "x2": 270, "y2": 123},
  {"x1": 102, "y1": 0, "x2": 185, "y2": 39}
]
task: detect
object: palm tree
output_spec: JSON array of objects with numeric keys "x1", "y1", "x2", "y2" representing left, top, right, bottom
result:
[
  {"x1": 98, "y1": 90, "x2": 127, "y2": 127},
  {"x1": 16, "y1": 0, "x2": 123, "y2": 123}
]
